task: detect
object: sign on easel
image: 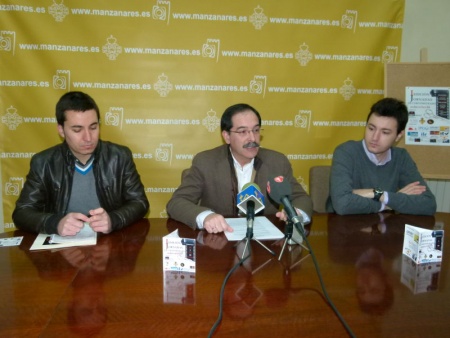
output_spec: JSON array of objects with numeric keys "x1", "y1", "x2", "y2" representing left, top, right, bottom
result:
[{"x1": 385, "y1": 61, "x2": 450, "y2": 179}]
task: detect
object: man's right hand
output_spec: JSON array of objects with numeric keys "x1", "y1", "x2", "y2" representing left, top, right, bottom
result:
[
  {"x1": 57, "y1": 212, "x2": 91, "y2": 236},
  {"x1": 203, "y1": 213, "x2": 234, "y2": 233}
]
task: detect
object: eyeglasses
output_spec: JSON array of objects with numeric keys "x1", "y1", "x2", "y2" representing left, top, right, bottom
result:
[{"x1": 228, "y1": 127, "x2": 263, "y2": 137}]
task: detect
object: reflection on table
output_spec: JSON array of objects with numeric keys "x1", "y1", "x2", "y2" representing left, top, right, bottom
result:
[{"x1": 0, "y1": 213, "x2": 449, "y2": 337}]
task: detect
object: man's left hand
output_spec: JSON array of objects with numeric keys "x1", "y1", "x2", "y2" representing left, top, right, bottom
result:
[
  {"x1": 87, "y1": 208, "x2": 112, "y2": 234},
  {"x1": 275, "y1": 210, "x2": 288, "y2": 222}
]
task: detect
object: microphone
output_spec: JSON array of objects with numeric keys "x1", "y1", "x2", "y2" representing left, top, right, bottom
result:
[
  {"x1": 236, "y1": 183, "x2": 265, "y2": 215},
  {"x1": 266, "y1": 176, "x2": 303, "y2": 227},
  {"x1": 236, "y1": 184, "x2": 275, "y2": 258},
  {"x1": 246, "y1": 200, "x2": 255, "y2": 238}
]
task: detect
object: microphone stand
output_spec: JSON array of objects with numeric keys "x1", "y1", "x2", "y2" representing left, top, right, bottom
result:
[
  {"x1": 237, "y1": 219, "x2": 275, "y2": 260},
  {"x1": 277, "y1": 220, "x2": 309, "y2": 261}
]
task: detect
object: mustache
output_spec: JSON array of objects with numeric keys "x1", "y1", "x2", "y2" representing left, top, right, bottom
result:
[{"x1": 243, "y1": 142, "x2": 260, "y2": 148}]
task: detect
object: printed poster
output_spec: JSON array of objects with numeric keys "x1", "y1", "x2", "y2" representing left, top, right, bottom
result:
[{"x1": 405, "y1": 87, "x2": 450, "y2": 146}]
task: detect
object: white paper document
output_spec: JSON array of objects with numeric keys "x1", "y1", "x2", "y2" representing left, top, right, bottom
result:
[
  {"x1": 30, "y1": 223, "x2": 97, "y2": 251},
  {"x1": 49, "y1": 222, "x2": 96, "y2": 244},
  {"x1": 224, "y1": 216, "x2": 284, "y2": 241}
]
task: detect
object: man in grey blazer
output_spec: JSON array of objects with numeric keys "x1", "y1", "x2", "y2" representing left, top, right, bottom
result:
[{"x1": 166, "y1": 103, "x2": 313, "y2": 233}]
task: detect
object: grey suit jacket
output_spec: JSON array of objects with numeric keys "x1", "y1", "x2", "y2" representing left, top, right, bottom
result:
[{"x1": 166, "y1": 144, "x2": 313, "y2": 229}]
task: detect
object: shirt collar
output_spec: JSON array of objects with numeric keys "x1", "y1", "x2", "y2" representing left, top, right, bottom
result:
[
  {"x1": 362, "y1": 140, "x2": 391, "y2": 166},
  {"x1": 229, "y1": 149, "x2": 254, "y2": 191}
]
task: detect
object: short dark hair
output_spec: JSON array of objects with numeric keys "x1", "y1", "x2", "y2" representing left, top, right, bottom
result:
[
  {"x1": 220, "y1": 103, "x2": 262, "y2": 132},
  {"x1": 367, "y1": 97, "x2": 408, "y2": 134},
  {"x1": 55, "y1": 91, "x2": 100, "y2": 126}
]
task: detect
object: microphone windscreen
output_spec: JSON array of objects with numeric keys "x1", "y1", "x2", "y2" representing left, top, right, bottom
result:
[
  {"x1": 267, "y1": 176, "x2": 292, "y2": 203},
  {"x1": 241, "y1": 182, "x2": 261, "y2": 192},
  {"x1": 236, "y1": 183, "x2": 265, "y2": 214}
]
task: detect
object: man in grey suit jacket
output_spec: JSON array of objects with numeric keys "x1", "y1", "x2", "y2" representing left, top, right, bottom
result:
[{"x1": 166, "y1": 103, "x2": 313, "y2": 233}]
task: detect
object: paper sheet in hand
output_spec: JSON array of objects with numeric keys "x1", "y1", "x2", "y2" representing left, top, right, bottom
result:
[{"x1": 224, "y1": 216, "x2": 284, "y2": 241}]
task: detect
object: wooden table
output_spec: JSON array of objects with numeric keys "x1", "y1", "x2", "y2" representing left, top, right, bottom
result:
[{"x1": 1, "y1": 213, "x2": 449, "y2": 337}]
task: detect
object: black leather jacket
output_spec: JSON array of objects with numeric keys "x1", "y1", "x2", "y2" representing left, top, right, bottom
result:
[{"x1": 12, "y1": 140, "x2": 149, "y2": 234}]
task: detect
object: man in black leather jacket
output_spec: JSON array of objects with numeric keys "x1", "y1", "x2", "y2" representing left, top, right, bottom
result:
[{"x1": 12, "y1": 91, "x2": 149, "y2": 235}]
